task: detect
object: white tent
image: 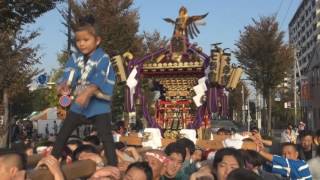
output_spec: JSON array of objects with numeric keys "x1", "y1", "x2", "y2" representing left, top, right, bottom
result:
[{"x1": 30, "y1": 107, "x2": 62, "y2": 136}]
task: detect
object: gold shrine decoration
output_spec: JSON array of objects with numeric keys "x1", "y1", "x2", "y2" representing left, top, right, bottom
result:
[
  {"x1": 111, "y1": 52, "x2": 133, "y2": 82},
  {"x1": 164, "y1": 6, "x2": 208, "y2": 39},
  {"x1": 226, "y1": 67, "x2": 243, "y2": 90},
  {"x1": 208, "y1": 44, "x2": 242, "y2": 89}
]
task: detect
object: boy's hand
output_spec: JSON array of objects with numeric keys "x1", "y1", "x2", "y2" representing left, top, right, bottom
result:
[
  {"x1": 57, "y1": 81, "x2": 70, "y2": 95},
  {"x1": 75, "y1": 91, "x2": 91, "y2": 107},
  {"x1": 75, "y1": 85, "x2": 98, "y2": 107}
]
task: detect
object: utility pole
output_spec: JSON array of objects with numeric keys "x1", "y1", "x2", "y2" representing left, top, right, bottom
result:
[
  {"x1": 247, "y1": 95, "x2": 251, "y2": 131},
  {"x1": 242, "y1": 84, "x2": 245, "y2": 125},
  {"x1": 293, "y1": 49, "x2": 298, "y2": 126},
  {"x1": 255, "y1": 90, "x2": 262, "y2": 130}
]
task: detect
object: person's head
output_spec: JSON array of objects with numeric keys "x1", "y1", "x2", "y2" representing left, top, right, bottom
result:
[
  {"x1": 124, "y1": 161, "x2": 153, "y2": 180},
  {"x1": 83, "y1": 135, "x2": 100, "y2": 147},
  {"x1": 74, "y1": 15, "x2": 101, "y2": 56},
  {"x1": 176, "y1": 138, "x2": 195, "y2": 161},
  {"x1": 143, "y1": 150, "x2": 167, "y2": 179},
  {"x1": 67, "y1": 139, "x2": 83, "y2": 152},
  {"x1": 61, "y1": 146, "x2": 73, "y2": 163},
  {"x1": 281, "y1": 142, "x2": 299, "y2": 160},
  {"x1": 164, "y1": 142, "x2": 186, "y2": 178},
  {"x1": 0, "y1": 149, "x2": 26, "y2": 180},
  {"x1": 213, "y1": 148, "x2": 244, "y2": 180},
  {"x1": 241, "y1": 150, "x2": 265, "y2": 170},
  {"x1": 191, "y1": 148, "x2": 203, "y2": 162},
  {"x1": 250, "y1": 127, "x2": 259, "y2": 136},
  {"x1": 300, "y1": 130, "x2": 313, "y2": 151},
  {"x1": 217, "y1": 128, "x2": 230, "y2": 136},
  {"x1": 227, "y1": 168, "x2": 262, "y2": 180},
  {"x1": 72, "y1": 144, "x2": 98, "y2": 161}
]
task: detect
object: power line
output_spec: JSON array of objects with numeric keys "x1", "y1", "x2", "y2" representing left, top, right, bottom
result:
[
  {"x1": 280, "y1": 0, "x2": 294, "y2": 29},
  {"x1": 275, "y1": 0, "x2": 284, "y2": 19}
]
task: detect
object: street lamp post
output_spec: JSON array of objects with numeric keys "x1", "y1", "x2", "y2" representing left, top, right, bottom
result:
[
  {"x1": 241, "y1": 84, "x2": 245, "y2": 125},
  {"x1": 294, "y1": 49, "x2": 297, "y2": 126}
]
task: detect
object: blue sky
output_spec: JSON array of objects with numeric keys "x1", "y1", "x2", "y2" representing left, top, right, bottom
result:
[{"x1": 30, "y1": 0, "x2": 301, "y2": 73}]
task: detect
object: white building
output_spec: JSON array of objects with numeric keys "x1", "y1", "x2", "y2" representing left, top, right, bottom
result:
[{"x1": 289, "y1": 0, "x2": 320, "y2": 76}]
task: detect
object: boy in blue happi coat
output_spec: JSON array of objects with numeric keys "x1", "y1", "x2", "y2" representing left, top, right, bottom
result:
[{"x1": 51, "y1": 16, "x2": 117, "y2": 166}]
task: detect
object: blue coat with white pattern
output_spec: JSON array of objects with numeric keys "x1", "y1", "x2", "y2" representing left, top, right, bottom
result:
[{"x1": 60, "y1": 48, "x2": 116, "y2": 118}]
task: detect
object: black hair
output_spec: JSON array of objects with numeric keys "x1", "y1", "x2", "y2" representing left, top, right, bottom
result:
[
  {"x1": 115, "y1": 142, "x2": 126, "y2": 151},
  {"x1": 242, "y1": 150, "x2": 265, "y2": 167},
  {"x1": 281, "y1": 142, "x2": 297, "y2": 151},
  {"x1": 61, "y1": 146, "x2": 73, "y2": 162},
  {"x1": 227, "y1": 168, "x2": 262, "y2": 180},
  {"x1": 83, "y1": 135, "x2": 100, "y2": 146},
  {"x1": 176, "y1": 138, "x2": 196, "y2": 155},
  {"x1": 212, "y1": 148, "x2": 244, "y2": 170},
  {"x1": 299, "y1": 130, "x2": 313, "y2": 139},
  {"x1": 316, "y1": 129, "x2": 320, "y2": 137},
  {"x1": 250, "y1": 126, "x2": 259, "y2": 132},
  {"x1": 74, "y1": 15, "x2": 99, "y2": 36},
  {"x1": 164, "y1": 142, "x2": 186, "y2": 162},
  {"x1": 0, "y1": 148, "x2": 27, "y2": 170},
  {"x1": 126, "y1": 161, "x2": 153, "y2": 180},
  {"x1": 316, "y1": 145, "x2": 320, "y2": 157},
  {"x1": 216, "y1": 128, "x2": 231, "y2": 135},
  {"x1": 72, "y1": 144, "x2": 98, "y2": 161},
  {"x1": 67, "y1": 139, "x2": 83, "y2": 147}
]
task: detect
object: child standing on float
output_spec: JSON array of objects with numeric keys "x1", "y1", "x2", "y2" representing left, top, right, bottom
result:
[{"x1": 51, "y1": 16, "x2": 117, "y2": 166}]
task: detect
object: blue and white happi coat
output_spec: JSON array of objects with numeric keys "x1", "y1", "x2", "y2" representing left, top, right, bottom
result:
[
  {"x1": 60, "y1": 47, "x2": 116, "y2": 118},
  {"x1": 270, "y1": 155, "x2": 312, "y2": 180}
]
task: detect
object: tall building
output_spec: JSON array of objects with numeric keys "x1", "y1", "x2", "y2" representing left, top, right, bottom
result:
[
  {"x1": 289, "y1": 0, "x2": 320, "y2": 129},
  {"x1": 289, "y1": 0, "x2": 320, "y2": 76}
]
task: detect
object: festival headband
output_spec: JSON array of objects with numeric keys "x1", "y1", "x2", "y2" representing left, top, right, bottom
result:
[{"x1": 145, "y1": 152, "x2": 168, "y2": 163}]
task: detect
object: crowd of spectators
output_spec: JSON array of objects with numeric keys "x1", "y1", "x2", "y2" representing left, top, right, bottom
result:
[{"x1": 1, "y1": 122, "x2": 320, "y2": 180}]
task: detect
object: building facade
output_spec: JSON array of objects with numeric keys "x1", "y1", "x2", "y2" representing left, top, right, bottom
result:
[
  {"x1": 289, "y1": 0, "x2": 320, "y2": 76},
  {"x1": 289, "y1": 0, "x2": 320, "y2": 129}
]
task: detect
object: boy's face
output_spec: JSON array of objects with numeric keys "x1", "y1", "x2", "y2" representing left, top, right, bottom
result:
[
  {"x1": 216, "y1": 155, "x2": 240, "y2": 180},
  {"x1": 164, "y1": 152, "x2": 183, "y2": 178},
  {"x1": 282, "y1": 145, "x2": 299, "y2": 160},
  {"x1": 75, "y1": 30, "x2": 101, "y2": 56}
]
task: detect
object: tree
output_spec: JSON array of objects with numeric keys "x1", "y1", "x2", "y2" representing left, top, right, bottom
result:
[
  {"x1": 0, "y1": 0, "x2": 62, "y2": 147},
  {"x1": 56, "y1": 1, "x2": 169, "y2": 122},
  {"x1": 141, "y1": 31, "x2": 169, "y2": 54},
  {"x1": 234, "y1": 16, "x2": 294, "y2": 134}
]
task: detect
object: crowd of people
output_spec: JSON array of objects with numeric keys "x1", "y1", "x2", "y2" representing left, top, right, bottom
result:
[{"x1": 1, "y1": 124, "x2": 320, "y2": 180}]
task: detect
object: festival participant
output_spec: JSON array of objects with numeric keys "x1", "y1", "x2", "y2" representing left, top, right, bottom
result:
[
  {"x1": 212, "y1": 147, "x2": 244, "y2": 180},
  {"x1": 297, "y1": 130, "x2": 316, "y2": 161},
  {"x1": 0, "y1": 149, "x2": 27, "y2": 180},
  {"x1": 51, "y1": 15, "x2": 117, "y2": 166},
  {"x1": 124, "y1": 162, "x2": 153, "y2": 180},
  {"x1": 258, "y1": 142, "x2": 312, "y2": 179},
  {"x1": 161, "y1": 142, "x2": 188, "y2": 180}
]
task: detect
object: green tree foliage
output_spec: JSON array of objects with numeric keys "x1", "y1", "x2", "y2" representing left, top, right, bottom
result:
[
  {"x1": 0, "y1": 0, "x2": 62, "y2": 147},
  {"x1": 142, "y1": 30, "x2": 169, "y2": 54},
  {"x1": 234, "y1": 16, "x2": 294, "y2": 133},
  {"x1": 68, "y1": 0, "x2": 143, "y2": 56}
]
